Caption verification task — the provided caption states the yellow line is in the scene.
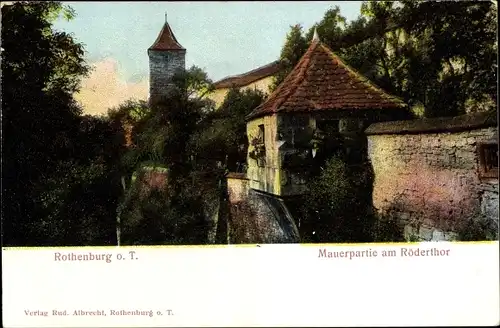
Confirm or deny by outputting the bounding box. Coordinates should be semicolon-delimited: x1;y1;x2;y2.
299;241;498;247
2;241;497;251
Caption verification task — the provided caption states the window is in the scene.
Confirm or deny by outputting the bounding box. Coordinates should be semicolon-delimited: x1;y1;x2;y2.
478;143;498;179
258;124;265;143
257;124;266;167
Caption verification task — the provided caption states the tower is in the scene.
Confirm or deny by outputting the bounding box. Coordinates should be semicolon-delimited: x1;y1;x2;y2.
148;14;186;103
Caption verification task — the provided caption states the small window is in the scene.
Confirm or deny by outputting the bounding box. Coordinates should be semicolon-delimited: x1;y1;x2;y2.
478;143;498;179
258;124;265;143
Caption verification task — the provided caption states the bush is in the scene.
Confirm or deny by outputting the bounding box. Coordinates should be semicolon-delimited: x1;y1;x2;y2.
456;216;499;241
371;213;406;242
301;155;375;243
119;178;210;245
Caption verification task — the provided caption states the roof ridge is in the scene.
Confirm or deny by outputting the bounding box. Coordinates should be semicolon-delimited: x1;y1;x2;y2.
272;52;313;111
214;60;280;84
242;60;280;76
319;43;405;105
213;61;281;89
251;42;319;115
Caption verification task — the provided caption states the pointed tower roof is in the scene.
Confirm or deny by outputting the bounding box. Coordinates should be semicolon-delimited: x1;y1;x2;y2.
148;17;185;52
247;38;406;120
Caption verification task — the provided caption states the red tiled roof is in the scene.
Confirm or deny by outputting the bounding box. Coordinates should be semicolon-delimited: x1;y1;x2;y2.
148;22;185;51
247;39;407;120
213;61;280;89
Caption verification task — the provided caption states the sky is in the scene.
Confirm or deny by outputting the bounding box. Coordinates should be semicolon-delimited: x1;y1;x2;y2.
52;1;363;115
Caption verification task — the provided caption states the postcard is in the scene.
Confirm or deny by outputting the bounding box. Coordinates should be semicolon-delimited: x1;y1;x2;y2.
2;1;499;327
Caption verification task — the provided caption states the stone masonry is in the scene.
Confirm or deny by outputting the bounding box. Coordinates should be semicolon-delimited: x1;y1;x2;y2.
148;19;186;103
366;112;498;241
148;50;186;101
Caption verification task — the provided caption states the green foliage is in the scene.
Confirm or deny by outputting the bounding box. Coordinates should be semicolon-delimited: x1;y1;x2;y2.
116;69;264;244
35;158;122;246
399;1;497;116
108;99;150;124
3;2;129;247
119;178;210;246
118;67;215;173
114;66;228;245
270;24;309;92
190;87;265;170
305;6;347;49
32;1;76;22
270;6;349;91
173;65;216;101
456;217;499;241
272;1;497;118
307;157;353;212
1;1;119;246
301;155;375;243
107;99;153;180
355;1;496;116
371;215;406;242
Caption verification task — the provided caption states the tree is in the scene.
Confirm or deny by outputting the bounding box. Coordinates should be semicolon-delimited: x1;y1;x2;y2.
270;24;309;92
270;7;349;92
108;99;150;125
304;6;347;49
396;0;497;116
115;63;267;245
272;1;497;118
35;115;126;246
116;66;218;245
114;66;215;176
340;1;497;117
173;65;215;102
190;87;265;171
107;99;151;180
2;1;91;246
302;155;375;243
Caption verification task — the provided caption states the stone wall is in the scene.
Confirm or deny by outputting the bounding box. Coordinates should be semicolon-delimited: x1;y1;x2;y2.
226;173;300;243
366;112;498;241
148;50;186;101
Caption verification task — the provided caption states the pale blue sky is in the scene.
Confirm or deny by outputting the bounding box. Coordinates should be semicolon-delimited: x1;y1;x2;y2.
54;1;363;83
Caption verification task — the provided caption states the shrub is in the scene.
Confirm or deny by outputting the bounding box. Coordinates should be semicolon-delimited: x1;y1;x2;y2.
456;216;499;241
301;155;375;243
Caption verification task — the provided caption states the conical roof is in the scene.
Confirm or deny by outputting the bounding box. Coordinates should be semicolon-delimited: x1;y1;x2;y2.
247;37;406;120
148;20;185;51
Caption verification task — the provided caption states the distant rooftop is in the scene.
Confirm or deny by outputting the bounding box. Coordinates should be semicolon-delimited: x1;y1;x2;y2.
211;21;403;91
213;61;280;89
